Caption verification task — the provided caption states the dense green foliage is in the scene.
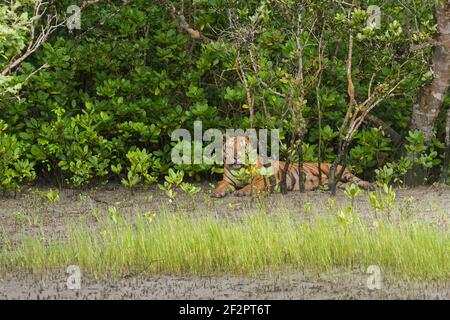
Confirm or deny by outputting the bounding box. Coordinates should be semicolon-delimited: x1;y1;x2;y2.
0;0;448;191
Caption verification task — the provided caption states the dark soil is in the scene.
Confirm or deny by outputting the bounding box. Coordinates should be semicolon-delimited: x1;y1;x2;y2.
1;272;448;300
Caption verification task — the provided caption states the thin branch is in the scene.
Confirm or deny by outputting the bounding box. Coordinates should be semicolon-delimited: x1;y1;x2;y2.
365;114;403;147
247;46;285;98
236;50;254;127
1;0;103;76
338;3;356;139
157;0;212;43
23;63;49;83
76;0;134;38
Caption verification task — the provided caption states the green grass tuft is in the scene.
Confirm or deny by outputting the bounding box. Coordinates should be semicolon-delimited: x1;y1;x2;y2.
1;212;448;280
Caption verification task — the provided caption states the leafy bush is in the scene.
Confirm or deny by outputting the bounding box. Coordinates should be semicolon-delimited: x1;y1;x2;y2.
0;121;35;192
121;148;158;191
0;0;447;192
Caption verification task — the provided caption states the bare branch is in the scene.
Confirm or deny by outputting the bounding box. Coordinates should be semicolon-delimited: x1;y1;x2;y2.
236;50;254;127
338;28;355;139
364;114;402;147
1;0;104;76
157;0;212;43
248;47;285;98
77;0;133;39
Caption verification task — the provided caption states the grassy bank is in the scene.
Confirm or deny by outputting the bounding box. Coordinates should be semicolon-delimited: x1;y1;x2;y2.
0;210;448;280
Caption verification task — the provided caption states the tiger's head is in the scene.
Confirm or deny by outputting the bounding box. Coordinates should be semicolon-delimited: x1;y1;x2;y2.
222;135;258;171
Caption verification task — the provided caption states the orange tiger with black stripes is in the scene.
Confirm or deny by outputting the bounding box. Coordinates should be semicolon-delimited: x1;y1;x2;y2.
213;135;373;198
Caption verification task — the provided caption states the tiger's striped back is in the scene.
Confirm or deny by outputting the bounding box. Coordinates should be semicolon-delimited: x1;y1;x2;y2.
213;136;372;197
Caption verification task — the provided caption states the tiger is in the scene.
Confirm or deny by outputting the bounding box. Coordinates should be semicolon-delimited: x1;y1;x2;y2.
212;135;373;198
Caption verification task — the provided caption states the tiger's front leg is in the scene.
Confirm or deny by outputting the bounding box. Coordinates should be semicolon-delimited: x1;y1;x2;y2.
212;180;235;198
234;176;267;197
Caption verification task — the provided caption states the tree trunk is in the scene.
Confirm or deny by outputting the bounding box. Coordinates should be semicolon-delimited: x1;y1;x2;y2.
297;136;305;193
407;2;449;186
442;108;450;184
280;136;292;194
329;140;349;195
410;2;450;142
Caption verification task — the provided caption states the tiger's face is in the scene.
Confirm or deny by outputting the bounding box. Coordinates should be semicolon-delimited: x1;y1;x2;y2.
223;135;257;170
